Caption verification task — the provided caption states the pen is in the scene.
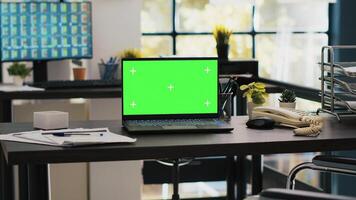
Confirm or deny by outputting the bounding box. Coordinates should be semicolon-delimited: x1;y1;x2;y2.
112;57;117;64
223;78;232;93
226;79;235;93
52;133;92;137
42;129;107;135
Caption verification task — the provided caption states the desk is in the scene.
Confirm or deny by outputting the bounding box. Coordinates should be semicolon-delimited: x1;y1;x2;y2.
2;116;356;200
0;82;281;200
0;84;281;199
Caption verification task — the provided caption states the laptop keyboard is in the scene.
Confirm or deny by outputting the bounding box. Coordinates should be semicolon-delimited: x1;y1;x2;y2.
127;119;222;127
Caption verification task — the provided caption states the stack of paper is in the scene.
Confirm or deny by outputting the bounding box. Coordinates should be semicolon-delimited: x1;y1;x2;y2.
0;128;136;147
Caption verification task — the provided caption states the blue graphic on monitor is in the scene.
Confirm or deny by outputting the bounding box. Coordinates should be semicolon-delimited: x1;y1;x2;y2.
0;1;92;61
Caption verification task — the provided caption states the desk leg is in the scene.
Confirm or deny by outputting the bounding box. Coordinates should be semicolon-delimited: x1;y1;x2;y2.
19;164;49;200
226;156;236;200
0;100;12;122
251;155;263;195
236;155;247;200
0;147;14;200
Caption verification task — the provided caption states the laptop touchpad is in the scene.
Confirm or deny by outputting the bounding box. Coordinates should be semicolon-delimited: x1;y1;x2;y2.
162;125;197;130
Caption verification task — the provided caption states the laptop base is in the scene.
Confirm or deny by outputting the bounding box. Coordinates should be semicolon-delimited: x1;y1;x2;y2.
123;118;234;133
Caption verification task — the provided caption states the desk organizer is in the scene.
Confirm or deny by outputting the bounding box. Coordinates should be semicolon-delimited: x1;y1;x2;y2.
98;63;119;80
317;45;356;120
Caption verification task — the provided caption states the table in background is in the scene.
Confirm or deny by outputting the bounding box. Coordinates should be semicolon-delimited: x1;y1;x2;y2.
0;87;122;123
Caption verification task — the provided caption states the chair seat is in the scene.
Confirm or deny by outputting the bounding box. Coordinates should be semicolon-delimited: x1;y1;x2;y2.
259;188;356;200
313;155;356;171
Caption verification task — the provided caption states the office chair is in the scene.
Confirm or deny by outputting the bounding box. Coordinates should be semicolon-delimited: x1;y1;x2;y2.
245;155;356;200
245;188;356;200
287;155;356;189
156;158;193;200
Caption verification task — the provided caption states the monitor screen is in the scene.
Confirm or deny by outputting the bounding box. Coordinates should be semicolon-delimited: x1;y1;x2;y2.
122;58;219;116
0;1;92;61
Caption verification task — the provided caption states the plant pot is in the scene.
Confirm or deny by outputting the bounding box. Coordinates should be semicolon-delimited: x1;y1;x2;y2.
13;76;24;86
73;67;86;80
247;102;262;119
279;102;296;109
216;44;229;60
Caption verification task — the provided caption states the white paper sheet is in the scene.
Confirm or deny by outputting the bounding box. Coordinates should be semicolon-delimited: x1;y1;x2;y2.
0;128;136;147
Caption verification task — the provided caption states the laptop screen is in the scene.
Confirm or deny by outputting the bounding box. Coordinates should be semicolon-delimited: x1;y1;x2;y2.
122;58;218;119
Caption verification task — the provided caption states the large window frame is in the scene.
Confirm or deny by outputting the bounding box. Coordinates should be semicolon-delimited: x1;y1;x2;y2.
142;0;330;61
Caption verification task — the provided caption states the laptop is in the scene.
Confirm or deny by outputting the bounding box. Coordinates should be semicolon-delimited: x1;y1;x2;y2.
121;57;233;133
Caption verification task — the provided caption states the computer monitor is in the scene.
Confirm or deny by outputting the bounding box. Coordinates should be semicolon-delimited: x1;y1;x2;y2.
122;57;219;117
0;1;92;62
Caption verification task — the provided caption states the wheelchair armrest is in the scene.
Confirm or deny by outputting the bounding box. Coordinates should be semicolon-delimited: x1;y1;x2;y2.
260;188;355;200
313;155;356;171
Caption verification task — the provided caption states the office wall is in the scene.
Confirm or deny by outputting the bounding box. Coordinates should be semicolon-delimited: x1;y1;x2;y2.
88;0;143;200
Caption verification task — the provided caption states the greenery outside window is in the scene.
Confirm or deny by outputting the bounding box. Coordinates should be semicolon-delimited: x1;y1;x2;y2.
141;0;330;89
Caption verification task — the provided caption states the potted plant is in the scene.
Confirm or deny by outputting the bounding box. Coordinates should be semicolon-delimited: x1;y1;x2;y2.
213;25;232;60
72;59;86;80
240;82;268;119
7;62;32;86
279;89;296;109
119;49;142;59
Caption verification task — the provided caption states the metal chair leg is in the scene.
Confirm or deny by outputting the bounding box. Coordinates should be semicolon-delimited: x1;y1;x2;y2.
286;162;314;190
156;158;193;200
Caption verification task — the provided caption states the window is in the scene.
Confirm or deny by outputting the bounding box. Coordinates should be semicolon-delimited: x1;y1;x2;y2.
141;0;330;88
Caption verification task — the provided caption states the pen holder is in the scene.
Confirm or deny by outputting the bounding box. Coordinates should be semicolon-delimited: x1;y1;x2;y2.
219;92;233;121
98;63;119;80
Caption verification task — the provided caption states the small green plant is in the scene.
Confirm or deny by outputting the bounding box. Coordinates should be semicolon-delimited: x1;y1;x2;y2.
213;25;232;45
251;90;265;104
72;59;83;67
7;62;32;79
240;82;268;104
119;49;142;59
279;89;296;103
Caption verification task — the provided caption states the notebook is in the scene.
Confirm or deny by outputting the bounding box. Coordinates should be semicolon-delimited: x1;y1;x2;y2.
121;57;233;133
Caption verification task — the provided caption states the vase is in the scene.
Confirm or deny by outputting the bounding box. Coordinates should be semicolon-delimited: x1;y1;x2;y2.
13;76;24;86
219;92;233;121
247;102;262;119
279;102;296;109
73;67;86;80
216;44;229;60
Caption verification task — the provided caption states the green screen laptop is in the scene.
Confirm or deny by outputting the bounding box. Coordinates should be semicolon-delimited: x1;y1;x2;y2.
121;57;233;133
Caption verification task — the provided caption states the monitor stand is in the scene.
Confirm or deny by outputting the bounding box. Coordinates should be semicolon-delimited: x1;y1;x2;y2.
0;63;2;83
33;61;48;83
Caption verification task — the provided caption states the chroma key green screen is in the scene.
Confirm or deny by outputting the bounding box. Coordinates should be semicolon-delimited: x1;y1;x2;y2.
122;59;218;116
